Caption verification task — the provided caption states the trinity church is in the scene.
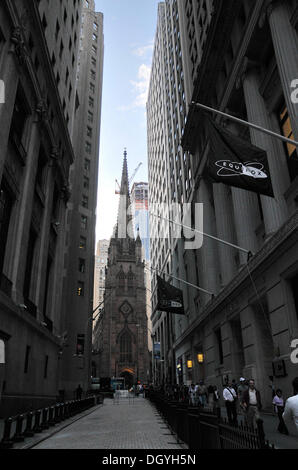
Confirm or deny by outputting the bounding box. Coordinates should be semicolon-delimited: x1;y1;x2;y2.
99;151;150;387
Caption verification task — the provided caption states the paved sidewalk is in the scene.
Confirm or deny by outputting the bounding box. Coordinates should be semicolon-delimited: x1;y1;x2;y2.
31;397;182;449
220;407;298;450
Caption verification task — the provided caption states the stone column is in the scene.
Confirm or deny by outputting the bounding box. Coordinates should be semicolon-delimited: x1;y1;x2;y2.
213;183;237;286
242;68;289;235
268;0;298;140
196;180;219;301
224;122;260;265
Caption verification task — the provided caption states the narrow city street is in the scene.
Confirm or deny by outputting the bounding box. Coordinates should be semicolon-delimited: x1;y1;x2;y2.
1;397;296;450
23;397;182;450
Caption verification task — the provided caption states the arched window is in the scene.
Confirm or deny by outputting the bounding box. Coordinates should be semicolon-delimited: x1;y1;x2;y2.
120;332;132;363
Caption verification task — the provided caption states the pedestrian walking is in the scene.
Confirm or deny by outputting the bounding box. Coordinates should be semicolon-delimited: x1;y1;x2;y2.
197;380;208;407
189;383;196;406
223;381;237;425
272;389;288;435
282;377;298;437
241;379;262;429
208;385;215;408
237;377;248;413
213;386;221;418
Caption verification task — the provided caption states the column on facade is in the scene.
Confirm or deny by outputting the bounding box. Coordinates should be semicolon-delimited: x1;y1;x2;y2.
242;68;289;235
225;122;260;265
213;183;237;286
268;0;298;140
10;121;41;304
196;180;219;301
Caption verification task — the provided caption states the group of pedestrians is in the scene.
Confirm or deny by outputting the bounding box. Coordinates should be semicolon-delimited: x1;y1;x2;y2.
222;376;298;436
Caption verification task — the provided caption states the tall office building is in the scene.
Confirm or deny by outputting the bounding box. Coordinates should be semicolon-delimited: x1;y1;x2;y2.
148;0;298;407
60;0;104;398
93;239;110;314
0;0;82;416
131;182;150;261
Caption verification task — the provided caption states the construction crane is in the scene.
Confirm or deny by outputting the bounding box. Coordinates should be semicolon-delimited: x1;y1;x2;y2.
115;162;143;194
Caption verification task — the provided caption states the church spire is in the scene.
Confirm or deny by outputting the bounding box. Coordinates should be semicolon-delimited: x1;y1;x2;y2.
115;149;133;241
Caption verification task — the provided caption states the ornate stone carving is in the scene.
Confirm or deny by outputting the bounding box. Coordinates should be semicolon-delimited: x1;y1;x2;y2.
10;27;27;65
36;99;49;123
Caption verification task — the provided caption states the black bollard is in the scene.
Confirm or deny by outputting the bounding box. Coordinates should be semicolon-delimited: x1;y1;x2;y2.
24;412;35;437
13;414;25;442
0;417;14;449
41;408;49;430
48;406;56;426
33;410;43;433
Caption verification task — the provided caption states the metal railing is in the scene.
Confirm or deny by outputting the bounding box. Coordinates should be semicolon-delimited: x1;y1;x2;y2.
0;394;104;449
147;391;274;450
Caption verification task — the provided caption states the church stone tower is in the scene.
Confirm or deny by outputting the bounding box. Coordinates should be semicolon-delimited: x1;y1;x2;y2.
99;150;149;387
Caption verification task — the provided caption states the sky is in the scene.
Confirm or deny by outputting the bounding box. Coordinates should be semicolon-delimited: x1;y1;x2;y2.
94;0;160;244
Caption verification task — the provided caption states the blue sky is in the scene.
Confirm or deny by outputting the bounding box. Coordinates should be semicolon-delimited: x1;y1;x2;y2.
94;0;160;243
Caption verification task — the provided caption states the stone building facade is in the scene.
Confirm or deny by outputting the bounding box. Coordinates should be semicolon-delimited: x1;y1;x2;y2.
148;0;298;408
99;152;150;387
60;0;104;398
0;0;82;416
0;0;103;415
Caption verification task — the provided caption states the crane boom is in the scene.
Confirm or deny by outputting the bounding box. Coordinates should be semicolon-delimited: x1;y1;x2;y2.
129;162;142;184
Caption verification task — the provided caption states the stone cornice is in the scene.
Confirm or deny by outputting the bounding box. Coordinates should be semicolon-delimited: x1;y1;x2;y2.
173;209;298;350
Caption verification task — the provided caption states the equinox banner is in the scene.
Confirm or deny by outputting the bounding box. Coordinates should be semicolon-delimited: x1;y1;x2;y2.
156;275;185;315
205;117;275;197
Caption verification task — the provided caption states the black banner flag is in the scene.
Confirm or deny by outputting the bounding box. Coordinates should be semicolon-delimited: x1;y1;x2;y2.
205;117;274;197
156;276;185;315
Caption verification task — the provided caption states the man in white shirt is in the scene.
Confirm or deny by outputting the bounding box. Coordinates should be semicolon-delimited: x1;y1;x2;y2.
282;377;298;437
223;381;237;425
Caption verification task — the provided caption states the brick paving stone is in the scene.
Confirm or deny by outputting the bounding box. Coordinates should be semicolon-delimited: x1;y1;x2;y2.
32;397;183;449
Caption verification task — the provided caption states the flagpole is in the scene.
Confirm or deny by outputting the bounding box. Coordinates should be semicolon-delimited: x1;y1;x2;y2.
191;101;298;148
148;265;214;297
150;212;253;257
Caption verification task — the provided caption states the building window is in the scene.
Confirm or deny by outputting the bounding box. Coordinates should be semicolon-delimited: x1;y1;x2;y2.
89;82;95;94
89;96;94;108
79;237;86;250
279;104;298;181
79;258;86;273
0;179;14;274
77;281;84;297
88;111;93;123
92;33;97;42
215;328;224;365
91;46;97;55
81;215;87;230
90;70;96;81
91;57;96;68
86;126;92;138
82;195;89;208
93;22;98;32
76;334;85;355
9;86;29;145
44;355;49;379
83;176;89;189
23;228;38;303
85;141;91;154
84;159;90;171
120;332;132;363
24;345;31;373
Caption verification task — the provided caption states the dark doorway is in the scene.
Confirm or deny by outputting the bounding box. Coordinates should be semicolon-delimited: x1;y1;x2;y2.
120;371;134;389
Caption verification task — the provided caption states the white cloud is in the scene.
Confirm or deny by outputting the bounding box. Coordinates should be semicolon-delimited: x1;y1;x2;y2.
131;64;151;108
133;42;154;57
